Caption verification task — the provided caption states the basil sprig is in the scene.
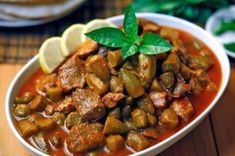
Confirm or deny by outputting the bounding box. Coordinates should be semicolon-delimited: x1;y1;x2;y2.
85;4;172;59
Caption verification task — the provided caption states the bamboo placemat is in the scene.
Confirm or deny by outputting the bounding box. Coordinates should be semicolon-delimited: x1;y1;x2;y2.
0;0;129;64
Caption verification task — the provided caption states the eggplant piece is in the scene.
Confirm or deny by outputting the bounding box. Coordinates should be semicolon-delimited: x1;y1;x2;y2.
88;55;111;82
109;107;121;120
138;54;156;88
122;105;131;119
159;72;175;89
147;113;157;127
17;119;38;138
160;109;179;129
121;69;144;98
65;112;83;129
110;76;124;93
131;108;148;128
106;135;125;152
136;94;155;115
126;131;150;152
107;50;122;67
33;132;49;153
14;104;31;117
103;117;129;134
161;53;181;73
86;73;109;96
124;119;138;131
149;78;163;92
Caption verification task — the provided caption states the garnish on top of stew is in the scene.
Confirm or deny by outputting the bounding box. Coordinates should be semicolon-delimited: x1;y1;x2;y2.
13;4;222;156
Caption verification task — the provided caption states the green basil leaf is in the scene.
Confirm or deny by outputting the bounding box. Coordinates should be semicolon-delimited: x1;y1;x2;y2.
124;4;138;42
121;42;138;59
85;27;125;48
139;32;172;55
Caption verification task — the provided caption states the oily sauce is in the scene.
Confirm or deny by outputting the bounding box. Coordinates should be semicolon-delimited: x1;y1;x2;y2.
16;28;222;156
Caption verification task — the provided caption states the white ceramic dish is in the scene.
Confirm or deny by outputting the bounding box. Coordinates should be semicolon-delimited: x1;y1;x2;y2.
205;5;235;58
0;0;86;27
5;13;230;156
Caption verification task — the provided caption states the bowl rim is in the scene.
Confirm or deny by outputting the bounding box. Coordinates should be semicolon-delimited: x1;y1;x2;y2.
5;13;230;156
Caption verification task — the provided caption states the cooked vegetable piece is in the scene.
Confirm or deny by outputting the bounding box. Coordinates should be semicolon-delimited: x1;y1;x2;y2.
149;91;167;109
50;136;61;147
171;97;194;122
72;89;105;122
45;104;54;116
180;63;191;80
14;92;35;104
58;55;86;91
122;61;136;71
160;27;179;41
103;117;129;134
147;113;157;127
66;123;104;153
33;132;49;153
98;46;110;56
126;131;150;152
52;112;66;126
136;94;155;115
28;113;43;122
36;74;57;94
125;96;133;105
159;72;175;89
102;92;125;108
106;135;125;152
124;119;138;131
160;109;179;129
17;119;38;138
138;54;156;88
54;96;75;114
142;127;159;139
86;73;109;95
107;50;122;67
109;107;121;119
131;108;148;128
46;87;63;102
14;104;31;117
30;95;48;111
65;112;82;129
121;69;144;98
188;55;212;71
139;19;160;33
162;53;180;73
88;55;111;82
122;105;131;119
36;118;56;130
75;38;98;56
110;76;124;93
171;39;187;55
150;78;163;92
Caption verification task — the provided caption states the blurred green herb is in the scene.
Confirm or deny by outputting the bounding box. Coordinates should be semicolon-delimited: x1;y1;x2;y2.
214;19;235;35
86;4;172;59
132;0;233;25
224;42;235;52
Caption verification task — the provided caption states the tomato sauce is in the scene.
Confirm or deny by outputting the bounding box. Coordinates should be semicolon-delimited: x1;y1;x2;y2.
16;27;222;156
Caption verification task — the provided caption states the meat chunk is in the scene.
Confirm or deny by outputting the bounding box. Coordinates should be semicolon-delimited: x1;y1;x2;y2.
66;123;105;153
72;89;105;122
45;104;54;116
149;92;167;109
139;19;160;34
75;39;98;56
58;55;86;91
102;92;125;108
54;96;75;114
172;74;191;98
161;53;181;74
170;97;194;122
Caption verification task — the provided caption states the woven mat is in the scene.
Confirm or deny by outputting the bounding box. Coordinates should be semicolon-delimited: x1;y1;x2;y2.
0;0;129;64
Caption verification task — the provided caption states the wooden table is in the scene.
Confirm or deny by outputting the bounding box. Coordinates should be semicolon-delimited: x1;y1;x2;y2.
0;63;235;156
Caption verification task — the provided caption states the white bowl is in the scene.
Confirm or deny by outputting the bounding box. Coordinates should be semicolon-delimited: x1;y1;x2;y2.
205;6;235;58
5;13;230;156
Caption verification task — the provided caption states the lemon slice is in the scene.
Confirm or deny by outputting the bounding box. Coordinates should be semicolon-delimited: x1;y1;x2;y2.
39;37;65;74
81;19;116;42
61;24;85;57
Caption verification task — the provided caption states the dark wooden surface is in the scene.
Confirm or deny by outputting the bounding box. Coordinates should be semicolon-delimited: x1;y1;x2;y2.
1;0;235;155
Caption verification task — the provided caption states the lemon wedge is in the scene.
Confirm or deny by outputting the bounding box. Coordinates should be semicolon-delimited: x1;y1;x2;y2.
81;19;116;42
61;24;85;57
39;37;65;74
